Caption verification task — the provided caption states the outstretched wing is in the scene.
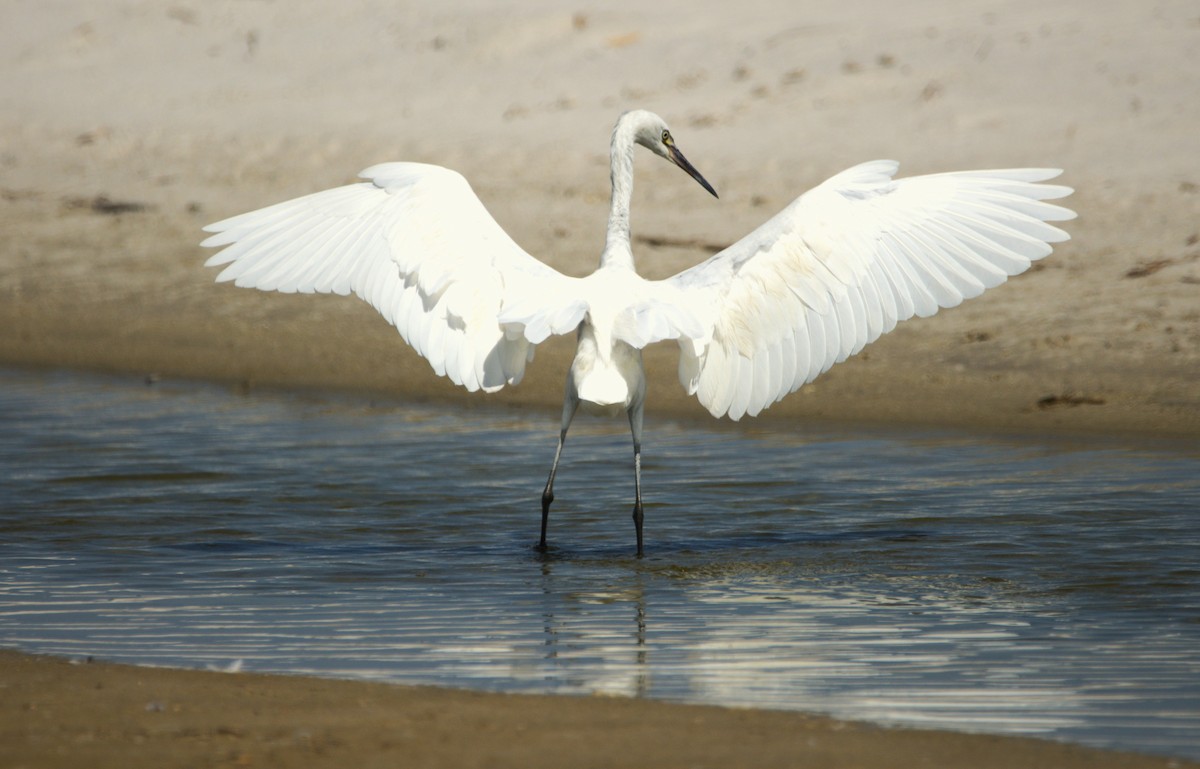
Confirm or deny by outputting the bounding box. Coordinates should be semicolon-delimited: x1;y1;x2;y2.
652;161;1075;420
202;162;587;393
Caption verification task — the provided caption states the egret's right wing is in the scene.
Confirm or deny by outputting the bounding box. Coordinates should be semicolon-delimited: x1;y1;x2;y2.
661;161;1075;419
202;163;587;393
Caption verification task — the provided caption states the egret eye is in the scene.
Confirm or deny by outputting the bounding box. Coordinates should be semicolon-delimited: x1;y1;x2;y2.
662;130;673;146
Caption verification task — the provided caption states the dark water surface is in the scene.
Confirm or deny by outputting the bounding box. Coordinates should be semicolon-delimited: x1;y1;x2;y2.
1;368;1197;759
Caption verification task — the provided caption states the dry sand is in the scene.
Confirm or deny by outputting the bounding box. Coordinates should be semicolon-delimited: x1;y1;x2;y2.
1;1;1198;766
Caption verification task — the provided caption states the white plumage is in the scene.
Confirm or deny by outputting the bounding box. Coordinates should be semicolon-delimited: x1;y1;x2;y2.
203;109;1074;555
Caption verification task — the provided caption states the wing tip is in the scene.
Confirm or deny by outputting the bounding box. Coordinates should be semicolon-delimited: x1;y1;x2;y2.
199;231;230;248
202;252;232;269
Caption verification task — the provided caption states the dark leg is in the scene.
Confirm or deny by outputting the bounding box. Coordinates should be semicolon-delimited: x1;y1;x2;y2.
540;398;578;551
632;441;644;557
540;428;567;550
628;403;645;557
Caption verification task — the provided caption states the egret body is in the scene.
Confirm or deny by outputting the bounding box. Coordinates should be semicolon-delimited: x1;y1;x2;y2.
203;110;1074;556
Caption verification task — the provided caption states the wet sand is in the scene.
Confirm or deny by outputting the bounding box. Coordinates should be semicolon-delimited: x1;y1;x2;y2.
3;650;1193;769
2;1;1198;766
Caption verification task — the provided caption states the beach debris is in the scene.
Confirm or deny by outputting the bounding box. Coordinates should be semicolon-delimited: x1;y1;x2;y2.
64;195;150;215
1036;393;1106;409
1124;259;1174;278
634;233;728;254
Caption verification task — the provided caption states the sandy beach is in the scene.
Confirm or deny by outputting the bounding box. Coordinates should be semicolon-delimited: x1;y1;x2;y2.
2;0;1198;438
2;0;1198;766
3;650;1194;769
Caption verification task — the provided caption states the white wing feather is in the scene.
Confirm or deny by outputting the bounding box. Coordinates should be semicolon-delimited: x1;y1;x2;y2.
202;162;585;393
654;161;1075;420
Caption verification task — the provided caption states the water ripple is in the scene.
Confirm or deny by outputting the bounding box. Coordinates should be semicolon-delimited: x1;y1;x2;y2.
0;368;1197;759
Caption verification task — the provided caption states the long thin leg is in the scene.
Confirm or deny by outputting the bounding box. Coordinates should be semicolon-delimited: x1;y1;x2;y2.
540;430;566;550
628;402;645;557
632;441;644;557
540;398;578;551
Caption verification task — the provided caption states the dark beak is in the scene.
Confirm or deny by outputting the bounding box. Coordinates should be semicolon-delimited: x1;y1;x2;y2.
668;145;719;199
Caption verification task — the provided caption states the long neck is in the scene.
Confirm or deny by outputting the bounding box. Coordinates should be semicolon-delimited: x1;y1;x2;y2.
602;121;637;270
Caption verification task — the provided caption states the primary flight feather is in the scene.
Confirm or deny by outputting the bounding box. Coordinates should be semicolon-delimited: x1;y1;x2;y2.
203;109;1075;555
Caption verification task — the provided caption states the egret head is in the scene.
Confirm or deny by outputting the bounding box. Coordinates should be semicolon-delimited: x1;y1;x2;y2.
627;110;719;199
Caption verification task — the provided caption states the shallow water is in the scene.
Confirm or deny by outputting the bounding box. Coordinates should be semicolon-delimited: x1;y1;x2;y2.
1;368;1197;759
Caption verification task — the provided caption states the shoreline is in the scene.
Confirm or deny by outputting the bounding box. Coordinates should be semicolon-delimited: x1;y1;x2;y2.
6;359;1200;456
3;649;1194;769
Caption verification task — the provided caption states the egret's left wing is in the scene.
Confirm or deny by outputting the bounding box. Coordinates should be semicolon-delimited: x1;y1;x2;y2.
647;161;1075;420
203;162;587;393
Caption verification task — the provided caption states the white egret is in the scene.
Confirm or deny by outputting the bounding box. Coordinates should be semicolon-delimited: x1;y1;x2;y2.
203;109;1074;556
